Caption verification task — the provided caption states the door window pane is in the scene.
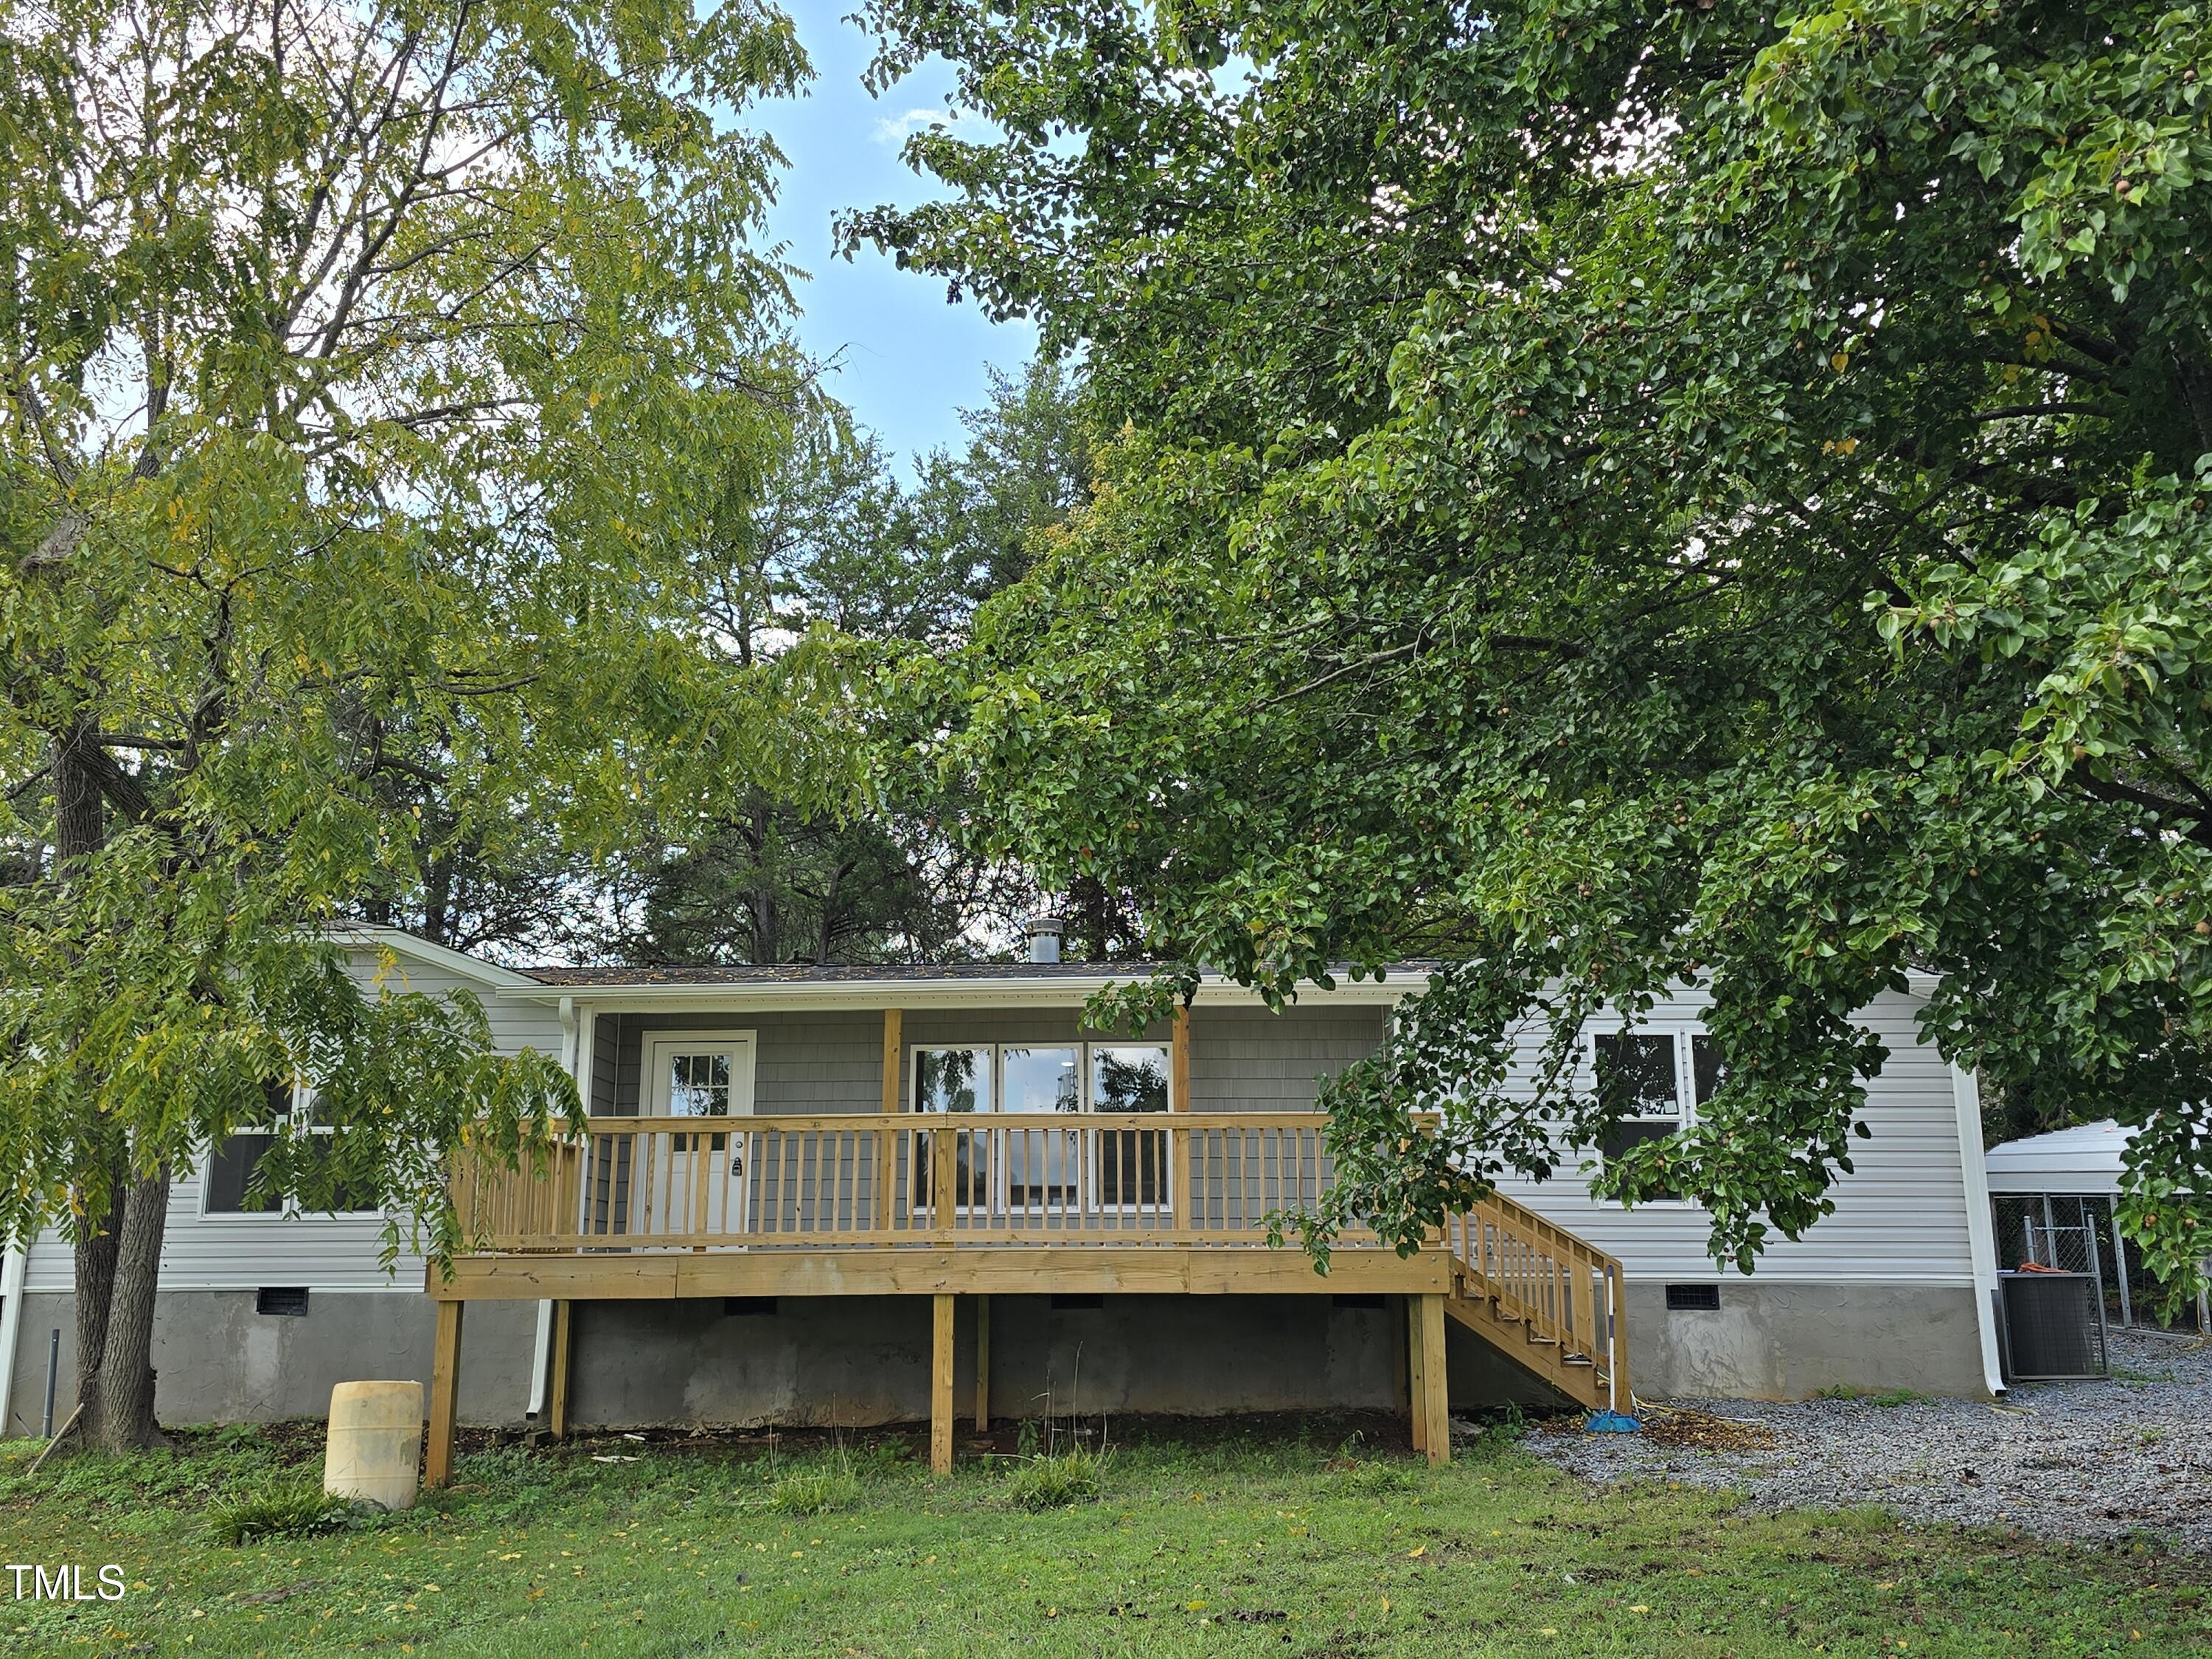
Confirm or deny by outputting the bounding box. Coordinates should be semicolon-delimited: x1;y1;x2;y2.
668;1051;732;1118
914;1047;990;1113
1091;1046;1169;1113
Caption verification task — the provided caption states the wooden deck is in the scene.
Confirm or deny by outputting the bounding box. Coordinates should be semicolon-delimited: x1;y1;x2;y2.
424;1112;1630;1482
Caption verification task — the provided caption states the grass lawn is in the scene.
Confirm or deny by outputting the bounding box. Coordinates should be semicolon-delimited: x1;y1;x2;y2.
1;1417;2204;1657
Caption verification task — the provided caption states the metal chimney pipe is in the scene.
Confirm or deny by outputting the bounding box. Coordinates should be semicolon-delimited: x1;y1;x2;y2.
1026;917;1065;964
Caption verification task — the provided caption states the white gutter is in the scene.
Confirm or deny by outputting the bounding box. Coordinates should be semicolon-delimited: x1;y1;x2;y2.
1951;1063;2008;1397
0;1242;27;1437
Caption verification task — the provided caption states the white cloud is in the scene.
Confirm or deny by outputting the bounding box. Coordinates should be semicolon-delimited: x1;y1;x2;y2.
872;106;996;146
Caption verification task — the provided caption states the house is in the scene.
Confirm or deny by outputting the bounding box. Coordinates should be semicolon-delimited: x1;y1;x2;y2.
0;930;2004;1472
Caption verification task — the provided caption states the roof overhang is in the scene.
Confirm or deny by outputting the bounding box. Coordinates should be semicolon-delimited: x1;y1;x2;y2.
490;973;1427;1013
330;926;545;993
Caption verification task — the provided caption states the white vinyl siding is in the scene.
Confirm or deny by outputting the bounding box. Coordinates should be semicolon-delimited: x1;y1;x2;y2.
1498;987;1975;1286
22;947;565;1294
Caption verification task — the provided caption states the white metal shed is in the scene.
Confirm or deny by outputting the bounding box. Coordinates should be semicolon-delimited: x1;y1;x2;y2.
1984;1120;2133;1197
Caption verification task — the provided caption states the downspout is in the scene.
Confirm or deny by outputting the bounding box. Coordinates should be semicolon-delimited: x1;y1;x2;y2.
0;1242;25;1436
1950;1063;2007;1396
527;995;580;1421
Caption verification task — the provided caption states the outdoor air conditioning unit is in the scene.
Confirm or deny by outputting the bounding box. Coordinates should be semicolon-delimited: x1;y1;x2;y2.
1998;1270;2107;1381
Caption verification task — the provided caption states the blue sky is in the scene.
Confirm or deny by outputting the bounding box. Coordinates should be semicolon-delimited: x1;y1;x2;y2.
757;5;1038;476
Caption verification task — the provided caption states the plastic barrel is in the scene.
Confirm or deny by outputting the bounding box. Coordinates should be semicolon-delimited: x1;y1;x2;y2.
324;1381;425;1511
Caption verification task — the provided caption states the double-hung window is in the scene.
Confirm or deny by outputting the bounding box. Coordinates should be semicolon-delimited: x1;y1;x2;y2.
1590;1029;1726;1202
202;1080;378;1217
909;1041;1172;1216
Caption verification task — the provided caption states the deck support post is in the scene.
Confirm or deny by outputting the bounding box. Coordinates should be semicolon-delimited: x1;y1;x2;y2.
1169;1006;1192;1228
973;1294;990;1432
878;1009;902;1231
1417;1293;1449;1465
930;1293;956;1475
1405;1293;1427;1455
547;1300;573;1440
426;1298;465;1488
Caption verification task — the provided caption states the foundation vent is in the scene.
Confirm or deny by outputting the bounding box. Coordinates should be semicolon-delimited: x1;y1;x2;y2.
256;1286;310;1317
1665;1283;1721;1312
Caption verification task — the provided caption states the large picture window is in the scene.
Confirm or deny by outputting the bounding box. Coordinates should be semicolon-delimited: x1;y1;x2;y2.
910;1041;1172;1213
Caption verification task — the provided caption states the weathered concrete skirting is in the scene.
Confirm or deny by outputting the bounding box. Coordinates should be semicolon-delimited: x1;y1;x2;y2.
3;1279;1989;1433
1624;1280;1992;1399
3;1291;539;1436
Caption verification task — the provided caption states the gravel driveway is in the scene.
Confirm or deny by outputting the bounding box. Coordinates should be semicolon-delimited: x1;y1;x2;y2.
1523;1326;2212;1550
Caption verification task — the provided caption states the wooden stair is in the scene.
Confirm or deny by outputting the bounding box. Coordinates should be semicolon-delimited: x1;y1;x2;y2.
1440;1194;1631;1414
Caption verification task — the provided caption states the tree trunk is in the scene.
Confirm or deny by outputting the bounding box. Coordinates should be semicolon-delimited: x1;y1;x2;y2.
70;1178;122;1431
87;1171;171;1453
55;723;134;1447
53;722;105;872
1068;874;1114;961
424;846;453;945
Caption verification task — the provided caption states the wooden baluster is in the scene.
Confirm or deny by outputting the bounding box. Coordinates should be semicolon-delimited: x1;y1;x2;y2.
692;1120;712;1251
879;1121;896;1234
782;1130;796;1237
1180;1123;1197;1236
557;1144;580;1250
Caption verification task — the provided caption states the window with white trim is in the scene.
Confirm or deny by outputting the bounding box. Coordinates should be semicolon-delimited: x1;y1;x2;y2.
908;1043;1172;1116
909;1042;1172;1211
202;1079;378;1217
1590;1029;1728;1202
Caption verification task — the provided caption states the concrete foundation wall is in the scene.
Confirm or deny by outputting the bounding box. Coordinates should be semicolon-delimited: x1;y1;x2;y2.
3;1291;538;1436
1625;1279;1992;1399
3;1279;1990;1433
567;1295;1412;1427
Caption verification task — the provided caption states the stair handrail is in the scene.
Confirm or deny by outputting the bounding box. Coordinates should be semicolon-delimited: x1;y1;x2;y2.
1447;1191;1632;1411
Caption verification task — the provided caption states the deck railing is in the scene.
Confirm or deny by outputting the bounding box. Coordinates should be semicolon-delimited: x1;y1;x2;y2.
452;1111;1345;1252
451;1113;1632;1408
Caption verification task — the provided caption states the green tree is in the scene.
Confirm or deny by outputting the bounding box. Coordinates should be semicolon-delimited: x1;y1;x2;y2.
616;361;1093;964
0;0;840;1449
853;1;2212;1296
908;357;1094;599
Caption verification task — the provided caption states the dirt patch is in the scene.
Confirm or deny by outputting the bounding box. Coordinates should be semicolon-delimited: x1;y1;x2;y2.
1639;1408;1781;1454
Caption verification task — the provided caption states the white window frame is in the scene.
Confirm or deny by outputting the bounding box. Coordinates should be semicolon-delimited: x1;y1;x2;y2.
905;1041;1178;1116
198;1081;385;1222
1584;1023;1717;1209
907;1040;1175;1215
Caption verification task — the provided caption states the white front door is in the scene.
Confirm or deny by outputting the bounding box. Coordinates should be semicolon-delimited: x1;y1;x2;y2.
644;1032;756;1237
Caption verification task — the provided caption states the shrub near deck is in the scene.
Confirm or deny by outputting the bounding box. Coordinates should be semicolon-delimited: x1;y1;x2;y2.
1;1425;2205;1656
